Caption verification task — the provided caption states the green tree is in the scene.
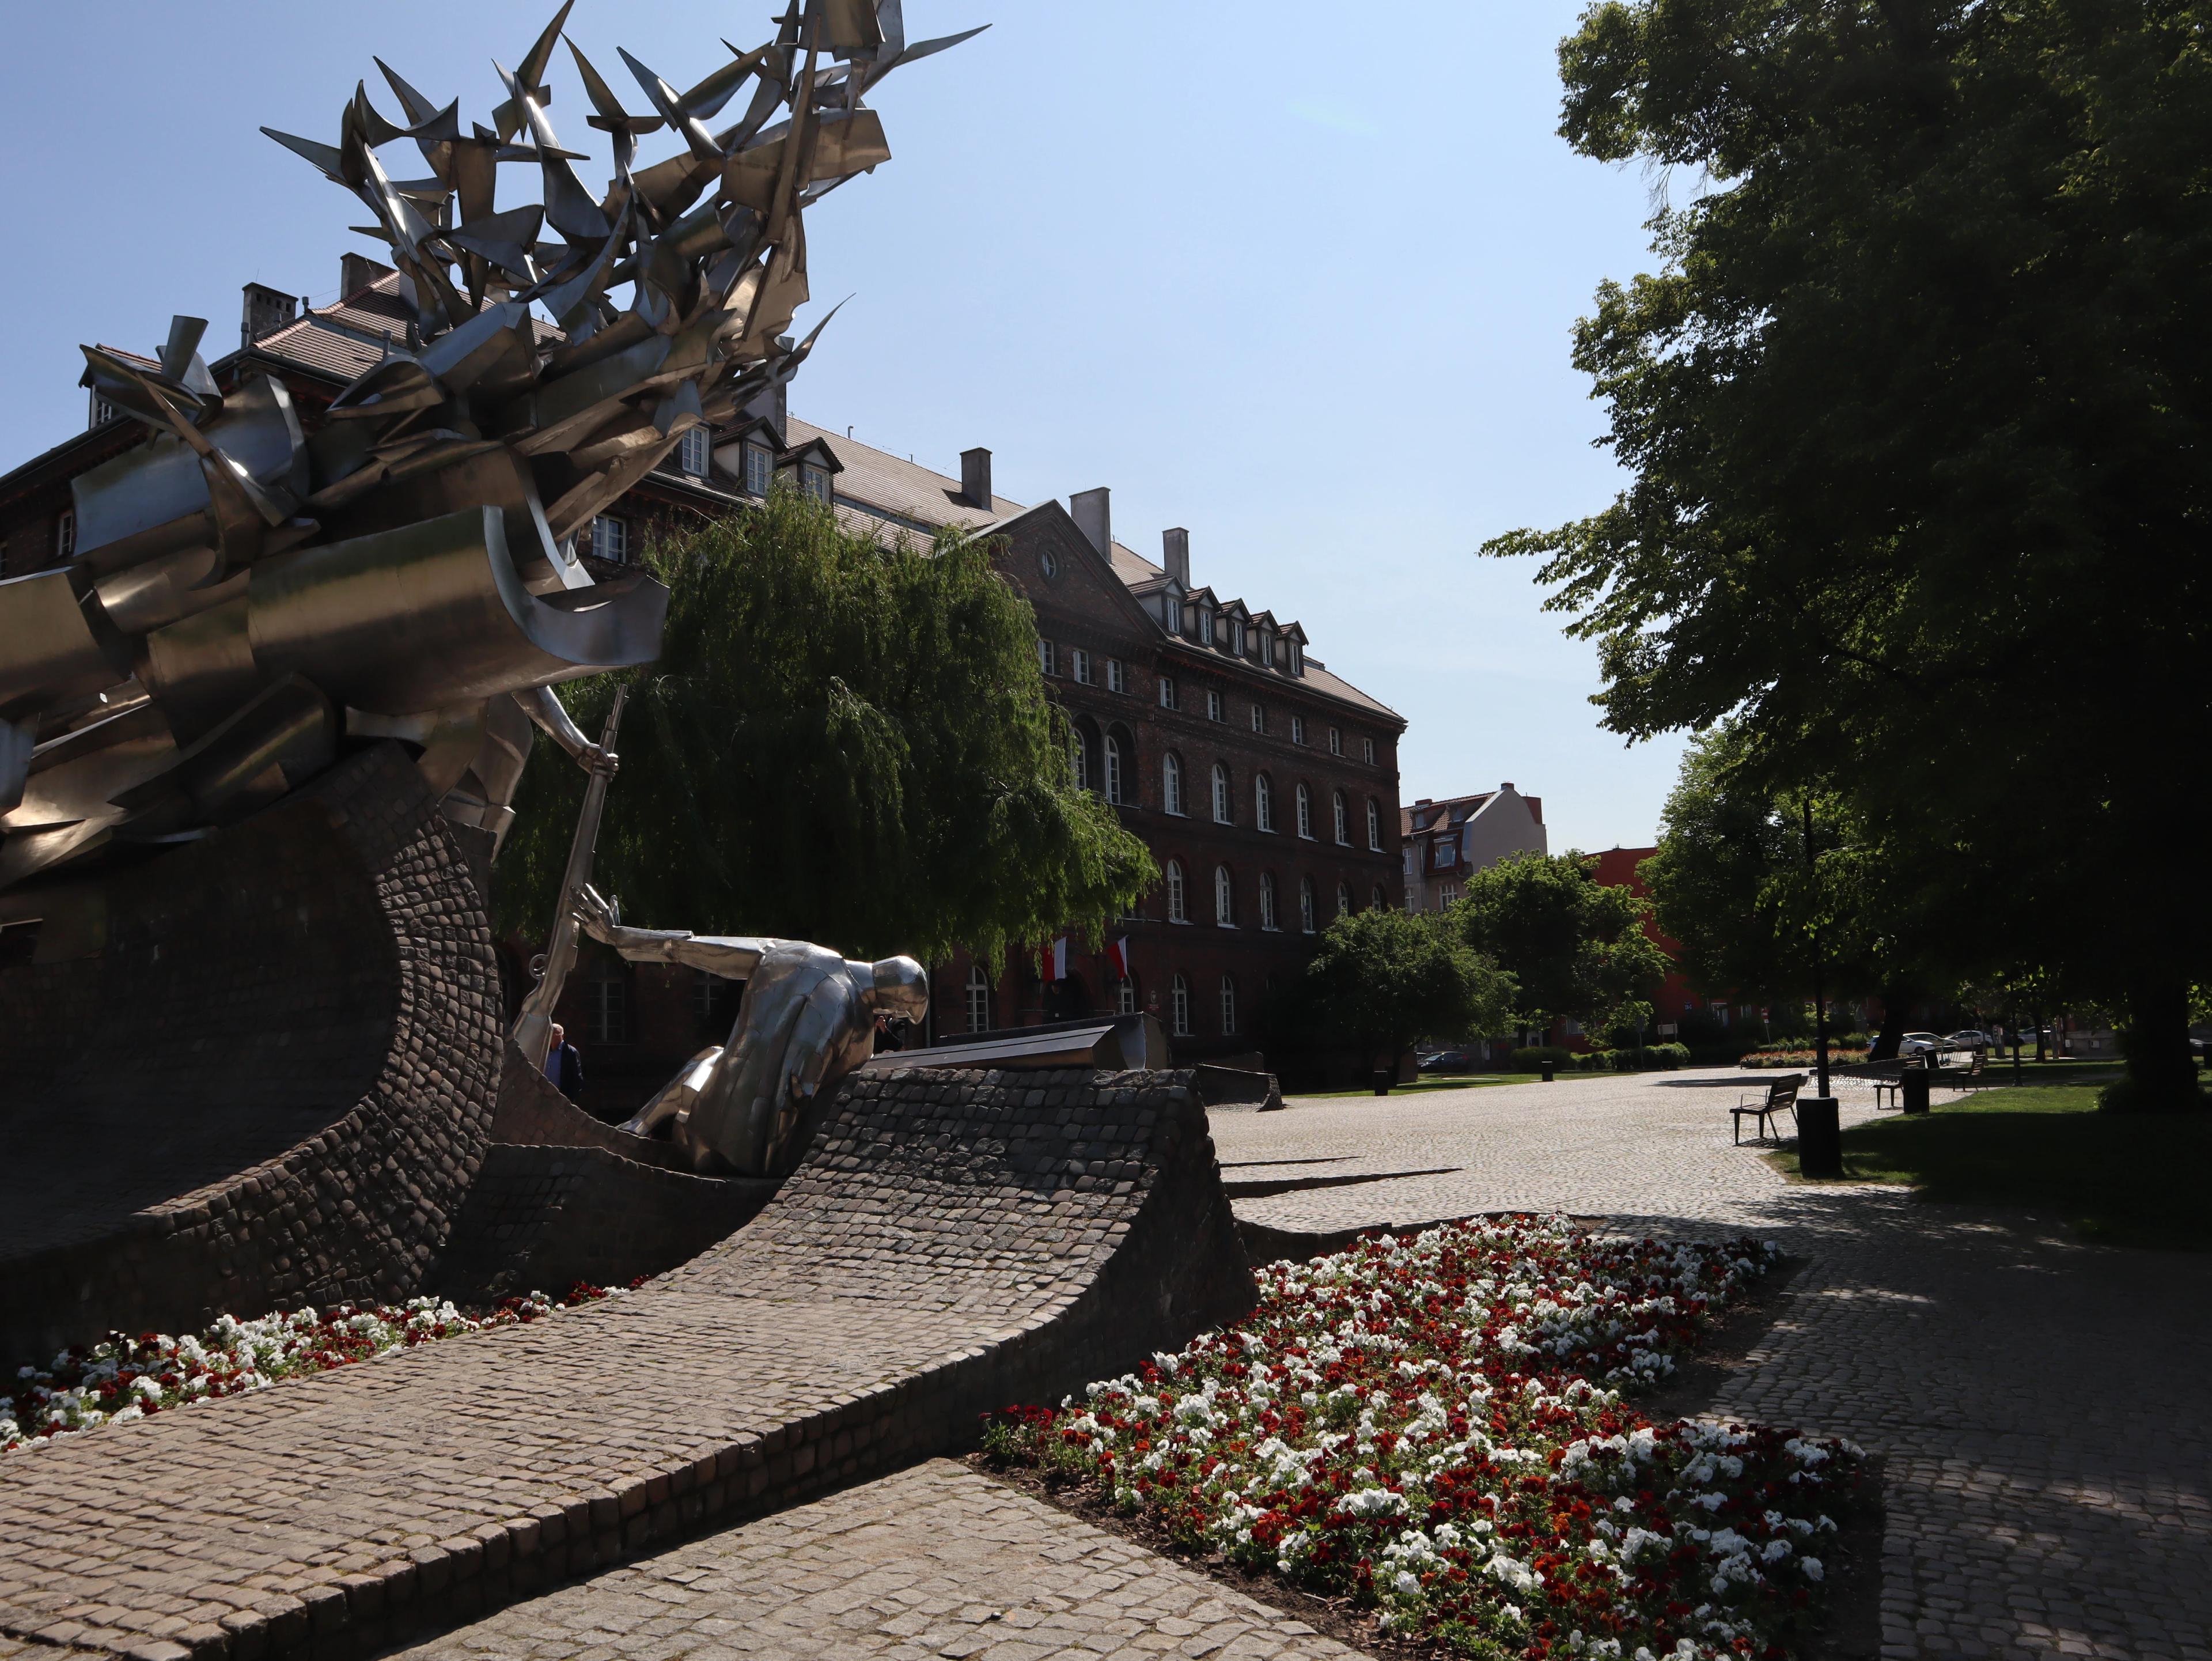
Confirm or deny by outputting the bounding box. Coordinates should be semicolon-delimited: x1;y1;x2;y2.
1489;0;2212;1107
499;490;1157;964
1301;909;1517;1085
1449;851;1668;1038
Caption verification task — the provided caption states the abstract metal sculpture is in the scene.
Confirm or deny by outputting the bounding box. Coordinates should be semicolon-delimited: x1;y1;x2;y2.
0;1;978;892
575;884;928;1175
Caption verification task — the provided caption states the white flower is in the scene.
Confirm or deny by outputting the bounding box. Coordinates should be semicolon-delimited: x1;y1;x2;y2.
1801;1556;1824;1581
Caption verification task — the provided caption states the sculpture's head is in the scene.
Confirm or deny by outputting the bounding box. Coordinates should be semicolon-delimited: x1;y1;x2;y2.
869;956;930;1023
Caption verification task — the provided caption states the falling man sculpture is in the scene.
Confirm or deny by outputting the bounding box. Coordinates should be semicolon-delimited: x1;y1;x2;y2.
574;885;927;1176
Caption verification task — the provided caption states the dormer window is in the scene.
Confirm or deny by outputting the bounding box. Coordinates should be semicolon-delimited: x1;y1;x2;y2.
1290;641;1304;676
1229;619;1245;656
744;443;773;495
801;463;833;505
1163;595;1183;633
56;509;75;562
87;394;119;430
678;427;711;477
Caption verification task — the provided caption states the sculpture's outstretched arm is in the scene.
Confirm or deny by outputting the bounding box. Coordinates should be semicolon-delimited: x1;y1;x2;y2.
517;684;617;776
574;883;783;980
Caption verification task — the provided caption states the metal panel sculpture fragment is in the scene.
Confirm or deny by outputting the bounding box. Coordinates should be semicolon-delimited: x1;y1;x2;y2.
0;1;980;891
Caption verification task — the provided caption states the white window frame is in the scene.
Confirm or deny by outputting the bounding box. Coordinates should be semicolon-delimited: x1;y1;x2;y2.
966;964;993;1033
590;514;629;563
744;443;773;495
1038;638;1057;676
1166;860;1187;923
1250;702;1266;735
1219;974;1237;1035
1255;773;1274;833
1107;657;1126;694
679;426;711;476
1214;864;1234;928
1334;789;1349;845
1336;881;1352;918
1440;884;1459;909
1071;647;1092;686
1103;734;1124;805
1211;763;1232;824
1206;689;1224;722
1300;876;1317;934
1328;725;1343;756
1291;714;1306;745
1367;797;1382;851
801;464;833;505
1171;974;1191;1036
1363;736;1377;765
1158;675;1177;710
1372;883;1388;911
1259;872;1278;932
55;509;75;562
1070;728;1090;792
1116;975;1138;1015
1163;752;1184;816
1297;782;1313;839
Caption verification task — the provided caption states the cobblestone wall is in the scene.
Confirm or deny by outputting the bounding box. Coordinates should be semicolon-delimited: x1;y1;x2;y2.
0;745;503;1360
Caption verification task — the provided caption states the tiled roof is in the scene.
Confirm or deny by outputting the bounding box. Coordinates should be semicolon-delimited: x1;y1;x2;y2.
785;418;1402;724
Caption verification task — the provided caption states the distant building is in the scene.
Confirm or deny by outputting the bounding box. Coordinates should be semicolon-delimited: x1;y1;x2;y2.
1400;786;1546;913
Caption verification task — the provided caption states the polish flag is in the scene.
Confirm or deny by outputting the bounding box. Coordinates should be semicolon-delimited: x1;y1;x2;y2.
1105;936;1131;979
1040;937;1069;982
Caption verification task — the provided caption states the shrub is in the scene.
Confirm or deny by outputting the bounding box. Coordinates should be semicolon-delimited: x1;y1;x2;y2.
1510;1045;1574;1072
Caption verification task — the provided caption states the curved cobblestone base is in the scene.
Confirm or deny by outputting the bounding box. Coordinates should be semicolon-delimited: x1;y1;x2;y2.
0;1066;1253;1661
0;745;503;1361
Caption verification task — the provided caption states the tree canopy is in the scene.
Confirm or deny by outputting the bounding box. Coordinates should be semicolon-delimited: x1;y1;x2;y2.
498;490;1157;966
1449;851;1669;1035
1490;0;2212;1106
1300;908;1517;1074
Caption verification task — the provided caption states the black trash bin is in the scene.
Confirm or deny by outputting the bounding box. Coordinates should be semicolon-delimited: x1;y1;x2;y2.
1372;1069;1392;1096
1797;1095;1843;1178
1902;1065;1932;1115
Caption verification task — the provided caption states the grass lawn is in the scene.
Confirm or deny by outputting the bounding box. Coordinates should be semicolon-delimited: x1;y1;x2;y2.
1764;1072;2212;1250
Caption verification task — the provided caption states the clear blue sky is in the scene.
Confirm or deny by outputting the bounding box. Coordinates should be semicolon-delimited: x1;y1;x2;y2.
0;1;1685;854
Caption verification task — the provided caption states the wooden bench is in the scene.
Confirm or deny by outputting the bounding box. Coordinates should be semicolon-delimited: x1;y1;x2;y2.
1942;1050;1988;1091
1733;1073;1804;1145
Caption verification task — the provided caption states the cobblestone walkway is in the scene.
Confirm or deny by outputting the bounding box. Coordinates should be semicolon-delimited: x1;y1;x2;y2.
1214;1072;2212;1661
391;1459;1353;1661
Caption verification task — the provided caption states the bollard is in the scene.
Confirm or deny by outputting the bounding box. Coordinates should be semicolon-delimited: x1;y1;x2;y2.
1796;1096;1843;1178
1540;1066;1555;1083
1901;1065;1931;1115
1372;1069;1392;1096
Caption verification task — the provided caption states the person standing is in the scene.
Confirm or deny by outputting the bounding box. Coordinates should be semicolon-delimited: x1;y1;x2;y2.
543;1021;584;1100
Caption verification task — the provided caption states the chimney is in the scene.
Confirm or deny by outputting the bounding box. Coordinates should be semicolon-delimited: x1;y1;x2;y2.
240;283;298;349
1501;782;1515;792
1070;486;1111;557
960;447;993;509
338;252;396;299
1162;527;1190;587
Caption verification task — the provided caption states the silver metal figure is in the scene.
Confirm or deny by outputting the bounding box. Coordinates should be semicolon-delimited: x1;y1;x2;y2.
0;2;976;892
574;884;927;1176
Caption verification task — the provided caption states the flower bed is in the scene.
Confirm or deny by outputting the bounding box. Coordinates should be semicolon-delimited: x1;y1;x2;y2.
1740;1047;1869;1070
4;1284;621;1454
982;1217;1860;1660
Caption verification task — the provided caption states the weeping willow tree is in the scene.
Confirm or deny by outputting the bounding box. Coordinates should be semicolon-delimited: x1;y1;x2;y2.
497;489;1156;964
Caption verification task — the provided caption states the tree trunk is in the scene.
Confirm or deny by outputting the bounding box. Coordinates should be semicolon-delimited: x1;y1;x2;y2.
2112;975;2203;1111
1868;984;1912;1062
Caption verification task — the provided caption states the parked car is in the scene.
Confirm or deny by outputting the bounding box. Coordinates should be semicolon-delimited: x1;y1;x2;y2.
1899;1032;1945;1057
1948;1030;1994;1049
1418;1049;1479;1073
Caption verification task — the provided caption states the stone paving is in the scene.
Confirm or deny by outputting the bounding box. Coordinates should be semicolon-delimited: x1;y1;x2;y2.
390;1458;1354;1661
392;1068;2210;1661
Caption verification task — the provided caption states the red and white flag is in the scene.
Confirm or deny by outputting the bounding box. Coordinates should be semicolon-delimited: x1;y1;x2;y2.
1040;937;1069;982
1105;936;1131;979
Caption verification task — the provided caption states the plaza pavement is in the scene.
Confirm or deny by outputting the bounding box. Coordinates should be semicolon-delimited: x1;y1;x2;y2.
395;1067;2211;1661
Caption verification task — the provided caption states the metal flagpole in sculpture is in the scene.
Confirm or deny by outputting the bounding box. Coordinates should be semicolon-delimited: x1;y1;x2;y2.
513;682;628;1071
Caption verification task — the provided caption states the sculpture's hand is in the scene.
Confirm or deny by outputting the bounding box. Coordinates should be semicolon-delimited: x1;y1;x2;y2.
574;883;622;943
578;741;618;778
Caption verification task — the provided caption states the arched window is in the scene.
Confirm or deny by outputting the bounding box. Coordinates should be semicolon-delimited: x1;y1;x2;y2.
1366;797;1381;850
1163;752;1184;816
1220;974;1238;1034
965;963;993;1033
1103;733;1124;805
1332;788;1349;845
1211;762;1232;824
1069;728;1090;792
1116;975;1138;1015
1166;858;1187;923
1171;973;1191;1036
1372;883;1388;911
1296;782;1313;839
1259;871;1279;931
1214;864;1234;926
1300;876;1316;933
1336;881;1352;918
1255;773;1274;832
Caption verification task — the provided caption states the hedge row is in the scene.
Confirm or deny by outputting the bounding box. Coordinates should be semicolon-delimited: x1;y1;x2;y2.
1509;1043;1692;1074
